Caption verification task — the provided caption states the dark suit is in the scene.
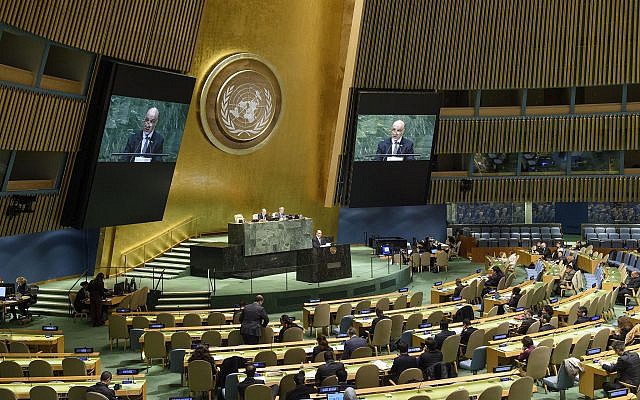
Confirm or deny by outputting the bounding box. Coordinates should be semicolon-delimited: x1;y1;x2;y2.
434;329;455;350
315;360;345;386
517;317;537;335
418;350;443;379
390;353;418;382
538;323;554;332
376;137;415;160
460;326;477;346
237;377;265;399
87;382;117;400
240;301;269;344
342;335;368;359
576;316;591;324
286;384;314;400
123;130;165;161
603;351;640;391
312;235;325;249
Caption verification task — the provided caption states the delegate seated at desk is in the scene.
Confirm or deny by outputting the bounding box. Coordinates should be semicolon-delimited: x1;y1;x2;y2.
10;276;31;320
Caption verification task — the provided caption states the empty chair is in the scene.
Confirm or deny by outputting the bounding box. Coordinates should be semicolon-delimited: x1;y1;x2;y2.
143;330;167;367
182;313;202;327
108;314;130;350
590;328;610;351
441;334;461;375
62;357;87;376
390;314;405;344
28;359;53;377
397;367;423;384
459;346;487;375
156;313;176;327
478;385;503;400
369;319;392;355
283;347;306;365
8;342;29;354
188;359;215;400
67;386;88;400
524;346;552;384
507;376;534;400
486;306;499;317
549;337;573;375
0;388;16;400
355;363;379;389
394;294;408;310
278;373;296;400
29;386;57;400
460;286;475;304
0;361;22;378
132;316;150;329
332;303;353;328
461;329;485;360
375;297;390;311
405;312;423;331
227;329;243;346
200;330;222;347
542;363;575;400
409;292;423;308
260;326;274;344
254;350;277;366
426;310;443;325
446;389;470;400
354;300;371;314
334;315;354;335
171;331;192;350
207;312;226;326
537;338;554;348
570;332;592;358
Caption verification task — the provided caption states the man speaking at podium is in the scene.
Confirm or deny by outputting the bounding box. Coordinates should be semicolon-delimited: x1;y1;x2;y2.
312;229;326;248
123;107;165;161
376;119;414;161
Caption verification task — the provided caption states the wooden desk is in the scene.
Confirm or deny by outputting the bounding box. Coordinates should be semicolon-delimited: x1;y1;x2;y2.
517;250;543;266
0;297;30;322
580;343;640;399
485;320;608;372
577;254;601;274
430;272;483;304
0;352;101;374
0;375;146;399
602;267;622;291
120;310;237;328
302;291;419;329
0;329;65;353
553;288;601;317
351;301;466;335
481;280;536;313
138;323;283;346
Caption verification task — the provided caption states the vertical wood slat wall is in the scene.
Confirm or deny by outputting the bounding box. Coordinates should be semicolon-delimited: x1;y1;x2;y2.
355;0;640;89
0;0;205;72
437;114;640;154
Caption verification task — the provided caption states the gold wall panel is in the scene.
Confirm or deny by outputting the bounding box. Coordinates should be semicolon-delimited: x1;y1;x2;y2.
435;114;640;154
355;0;640;89
0;0;204;72
101;0;352;269
430;176;640;204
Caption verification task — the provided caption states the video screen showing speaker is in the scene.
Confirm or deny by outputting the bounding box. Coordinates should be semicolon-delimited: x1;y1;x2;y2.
346;90;440;207
62;59;196;228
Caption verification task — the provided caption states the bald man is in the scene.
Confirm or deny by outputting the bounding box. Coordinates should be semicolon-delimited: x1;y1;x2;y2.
123;107;165;161
376;120;415;160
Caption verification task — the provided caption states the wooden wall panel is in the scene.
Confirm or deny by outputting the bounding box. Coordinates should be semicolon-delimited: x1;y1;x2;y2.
0;85;86;151
0;0;204;72
430;176;640;204
435;114;640;154
355;0;640;89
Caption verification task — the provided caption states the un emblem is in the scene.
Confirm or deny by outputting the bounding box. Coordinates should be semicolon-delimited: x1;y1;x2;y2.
200;53;283;154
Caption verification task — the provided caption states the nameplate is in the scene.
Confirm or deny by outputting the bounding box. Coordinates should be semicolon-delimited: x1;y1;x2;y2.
587;348;601;355
117;368;139;375
591;316;601;321
515;307;525;312
476;268;482;273
493;334;507;340
419;323;432;329
408;347;422;353
434;281;443;286
550;298;558;303
116;308;131;313
398;287;409;293
493;365;513;372
452;296;462;301
74;347;93;353
318;386;339;394
42;325;58;332
149;323;164;329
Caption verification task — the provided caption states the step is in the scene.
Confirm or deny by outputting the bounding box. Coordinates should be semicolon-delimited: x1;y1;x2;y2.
161;291;210;297
144;262;189;270
29;307;71;317
133;267;181;276
154;256;190;264
155;303;210;310
126;271;177;280
163;252;190;258
172;247;190;253
158;296;210;303
31;300;70;310
38;292;69;300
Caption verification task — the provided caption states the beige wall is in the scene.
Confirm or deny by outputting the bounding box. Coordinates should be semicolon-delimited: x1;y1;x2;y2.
99;0;352;272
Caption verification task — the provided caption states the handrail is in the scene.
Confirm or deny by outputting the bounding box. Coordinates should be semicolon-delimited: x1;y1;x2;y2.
117;216;200;277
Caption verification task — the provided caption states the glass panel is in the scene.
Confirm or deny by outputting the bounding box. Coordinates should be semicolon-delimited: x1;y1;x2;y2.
472;153;518;176
570;151;620;175
532;202;555;223
455;202;524;224
520;152;567;175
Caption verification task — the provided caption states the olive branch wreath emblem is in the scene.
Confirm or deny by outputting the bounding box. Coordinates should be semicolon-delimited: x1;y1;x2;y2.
220;85;273;137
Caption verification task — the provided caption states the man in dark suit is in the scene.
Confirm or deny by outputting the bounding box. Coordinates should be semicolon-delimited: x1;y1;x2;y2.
418;337;443;380
285;370;313;400
240;294;269;344
315;351;345;386
122;107;165;161
538;314;554;332
342;327;368;360
389;341;418;383
618;271;640;304
459;319;477;346
434;320;455;350
517;309;537;335
312;229;326;249
602;342;640;392
237;364;265;399
257;208;269;221
87;371;117;400
375;120;415;160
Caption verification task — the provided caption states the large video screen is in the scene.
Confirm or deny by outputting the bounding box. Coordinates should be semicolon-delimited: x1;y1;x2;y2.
98;96;189;163
62;60;195;228
342;90;440;207
354;114;437;161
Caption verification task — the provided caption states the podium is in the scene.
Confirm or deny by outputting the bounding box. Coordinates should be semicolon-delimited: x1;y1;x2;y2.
296;244;352;283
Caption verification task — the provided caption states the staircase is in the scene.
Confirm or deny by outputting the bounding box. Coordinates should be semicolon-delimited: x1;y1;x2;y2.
29;287;72;317
155;291;211;311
